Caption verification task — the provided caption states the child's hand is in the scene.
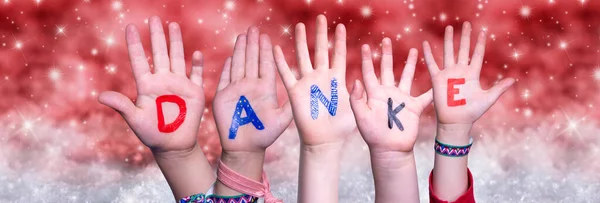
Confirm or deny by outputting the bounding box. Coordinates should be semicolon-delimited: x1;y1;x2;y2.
274;15;355;147
274;14;353;202
350;39;432;153
98;16;214;199
423;22;514;125
424;22;513;202
213;27;292;153
99;16;205;154
212;27;292;196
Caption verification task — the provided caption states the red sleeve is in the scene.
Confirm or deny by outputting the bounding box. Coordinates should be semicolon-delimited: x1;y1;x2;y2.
429;168;475;203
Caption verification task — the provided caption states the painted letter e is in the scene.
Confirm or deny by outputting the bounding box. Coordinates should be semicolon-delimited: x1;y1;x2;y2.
447;78;466;107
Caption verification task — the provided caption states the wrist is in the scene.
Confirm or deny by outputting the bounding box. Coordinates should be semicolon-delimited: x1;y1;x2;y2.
297;143;343;202
369;150;419;203
299;143;344;172
436;123;473;145
219;150;265;182
214;150;265;196
369;150;415;170
152;143;216;200
301;142;344;157
153;143;202;164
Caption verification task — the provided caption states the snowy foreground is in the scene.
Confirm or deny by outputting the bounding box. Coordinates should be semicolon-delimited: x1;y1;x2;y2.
1;121;598;203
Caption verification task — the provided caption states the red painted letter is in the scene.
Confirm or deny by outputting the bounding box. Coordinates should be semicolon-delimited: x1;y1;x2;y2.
447;78;466;106
156;95;187;133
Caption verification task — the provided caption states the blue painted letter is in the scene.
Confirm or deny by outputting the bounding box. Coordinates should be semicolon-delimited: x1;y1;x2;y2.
229;95;264;139
310;78;338;120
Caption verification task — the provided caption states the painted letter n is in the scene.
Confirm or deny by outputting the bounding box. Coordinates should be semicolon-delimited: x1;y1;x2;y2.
310;78;338;120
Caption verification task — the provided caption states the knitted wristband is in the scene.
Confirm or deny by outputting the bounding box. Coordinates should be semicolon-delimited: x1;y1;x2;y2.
434;137;473;157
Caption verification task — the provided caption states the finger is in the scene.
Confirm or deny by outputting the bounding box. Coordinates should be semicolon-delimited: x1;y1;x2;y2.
98;91;137;120
361;45;378;97
457;22;472;65
398;48;418;93
416;88;433;110
349;80;370;117
380;38;395;86
149;16;170;74
295;23;313;76
189;51;204;86
274;45;297;88
231;34;247;82
277;100;293;129
331;24;347;73
125;24;151;82
245;26;260;78
470;31;487;77
486;78;515;104
422;41;440;76
217;57;232;91
259;34;276;92
443;25;455;68
168;22;186;76
314;14;329;70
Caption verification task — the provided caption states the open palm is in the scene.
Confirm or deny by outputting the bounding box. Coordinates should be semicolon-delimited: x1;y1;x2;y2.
423;22;514;125
274;15;355;146
350;39;432;152
213;27;292;152
99;16;205;153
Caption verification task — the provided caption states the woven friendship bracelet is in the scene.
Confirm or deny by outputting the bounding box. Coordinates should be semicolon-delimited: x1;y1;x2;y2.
180;193;258;203
434;137;473;157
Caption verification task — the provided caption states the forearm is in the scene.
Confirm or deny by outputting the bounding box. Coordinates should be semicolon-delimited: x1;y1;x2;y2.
432;123;472;201
370;150;419;203
214;150;265;196
298;142;343;203
154;142;215;200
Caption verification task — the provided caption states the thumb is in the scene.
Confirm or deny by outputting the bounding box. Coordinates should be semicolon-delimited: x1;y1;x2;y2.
277;100;294;128
416;88;433;110
98;91;137;119
486;78;515;104
349;80;369;116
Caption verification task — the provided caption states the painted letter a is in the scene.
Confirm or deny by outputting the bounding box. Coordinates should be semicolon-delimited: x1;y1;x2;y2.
228;95;265;139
